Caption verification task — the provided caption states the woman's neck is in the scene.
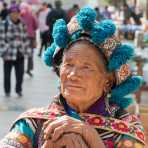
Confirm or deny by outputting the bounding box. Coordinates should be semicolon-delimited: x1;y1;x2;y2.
66;97;101;113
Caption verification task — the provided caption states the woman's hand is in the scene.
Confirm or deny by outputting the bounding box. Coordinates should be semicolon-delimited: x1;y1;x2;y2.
43;115;105;148
41;133;88;148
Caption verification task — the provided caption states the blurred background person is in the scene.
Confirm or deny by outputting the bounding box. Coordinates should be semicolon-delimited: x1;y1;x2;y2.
47;3;53;10
0;2;8;21
123;3;132;24
37;2;51;57
131;6;143;25
0;4;31;97
46;0;67;45
102;6;111;19
95;7;104;21
20;2;38;77
67;4;79;21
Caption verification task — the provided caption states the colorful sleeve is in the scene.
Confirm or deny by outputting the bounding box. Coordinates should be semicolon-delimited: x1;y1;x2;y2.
0;119;36;148
115;110;145;147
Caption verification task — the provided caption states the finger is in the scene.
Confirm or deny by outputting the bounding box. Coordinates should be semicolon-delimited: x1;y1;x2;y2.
71;134;82;148
61;133;75;148
51;122;83;142
42;118;55;130
44;116;82;140
51;123;67;142
42;119;57;140
65;133;86;148
76;135;88;148
64;123;84;135
44;115;76;135
54;133;72;148
43;118;67;140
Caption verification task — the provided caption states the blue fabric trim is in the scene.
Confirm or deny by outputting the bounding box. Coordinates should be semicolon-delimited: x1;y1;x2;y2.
60;96;82;120
11;119;34;145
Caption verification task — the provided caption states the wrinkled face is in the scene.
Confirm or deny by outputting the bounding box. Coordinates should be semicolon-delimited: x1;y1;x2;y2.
60;41;111;110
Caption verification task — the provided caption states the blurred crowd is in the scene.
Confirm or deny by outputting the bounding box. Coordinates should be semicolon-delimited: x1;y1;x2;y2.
0;0;147;98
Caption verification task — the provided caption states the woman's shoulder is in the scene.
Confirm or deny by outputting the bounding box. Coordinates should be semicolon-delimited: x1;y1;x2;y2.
15;99;64;123
112;103;141;124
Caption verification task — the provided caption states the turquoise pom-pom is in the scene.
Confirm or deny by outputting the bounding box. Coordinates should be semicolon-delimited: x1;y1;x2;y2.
77;7;96;31
99;19;116;37
71;30;82;41
43;43;56;66
52;19;69;48
110;97;135;109
111;76;144;98
108;44;134;71
91;23;108;44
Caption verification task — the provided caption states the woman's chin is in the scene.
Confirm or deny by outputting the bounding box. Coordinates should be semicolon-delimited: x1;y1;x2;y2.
63;89;84;101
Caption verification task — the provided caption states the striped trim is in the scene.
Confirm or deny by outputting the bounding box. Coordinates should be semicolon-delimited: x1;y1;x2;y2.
82;113;145;144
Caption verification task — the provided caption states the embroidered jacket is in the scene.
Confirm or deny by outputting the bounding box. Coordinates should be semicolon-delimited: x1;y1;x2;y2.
0;97;146;148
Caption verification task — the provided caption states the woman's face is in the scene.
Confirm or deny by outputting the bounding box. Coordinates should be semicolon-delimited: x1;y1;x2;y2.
60;41;111;111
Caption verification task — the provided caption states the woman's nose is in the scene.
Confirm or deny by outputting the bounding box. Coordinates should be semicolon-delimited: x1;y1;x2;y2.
67;67;80;80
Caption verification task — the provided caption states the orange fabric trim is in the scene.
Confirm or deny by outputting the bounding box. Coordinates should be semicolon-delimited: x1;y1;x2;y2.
6;132;32;148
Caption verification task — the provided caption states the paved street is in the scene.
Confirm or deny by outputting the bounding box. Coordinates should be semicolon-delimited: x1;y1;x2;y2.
0;53;59;138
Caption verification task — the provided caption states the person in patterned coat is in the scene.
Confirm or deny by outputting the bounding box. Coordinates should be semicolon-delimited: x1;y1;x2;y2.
0;4;31;97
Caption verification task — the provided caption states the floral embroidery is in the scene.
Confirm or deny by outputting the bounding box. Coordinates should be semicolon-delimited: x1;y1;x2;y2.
99;36;121;59
123;114;139;123
15;102;145;145
99;36;131;85
87;116;105;126
81;113;145;144
104;139;114;148
17;135;28;144
112;122;129;133
116;64;131;84
135;131;145;141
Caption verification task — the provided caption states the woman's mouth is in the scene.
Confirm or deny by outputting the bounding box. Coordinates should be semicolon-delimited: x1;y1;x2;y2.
66;84;83;89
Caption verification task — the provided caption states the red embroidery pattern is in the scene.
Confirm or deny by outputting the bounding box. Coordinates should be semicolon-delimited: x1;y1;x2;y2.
99;35;121;59
116;64;131;84
82;113;145;144
104;139;114;148
15;103;145;145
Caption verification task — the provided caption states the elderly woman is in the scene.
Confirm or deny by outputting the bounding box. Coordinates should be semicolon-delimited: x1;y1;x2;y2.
0;7;146;148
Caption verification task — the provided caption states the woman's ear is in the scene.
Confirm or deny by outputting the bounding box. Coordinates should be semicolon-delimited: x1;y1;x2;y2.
103;73;115;94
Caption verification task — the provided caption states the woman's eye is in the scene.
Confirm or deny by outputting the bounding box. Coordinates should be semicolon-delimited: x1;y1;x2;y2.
83;66;92;70
83;65;95;71
83;66;89;69
65;63;73;67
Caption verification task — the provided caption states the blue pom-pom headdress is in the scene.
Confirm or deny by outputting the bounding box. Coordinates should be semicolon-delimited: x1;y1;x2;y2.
43;7;143;109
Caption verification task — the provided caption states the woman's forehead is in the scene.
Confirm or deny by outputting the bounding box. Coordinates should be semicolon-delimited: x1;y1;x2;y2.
65;42;98;57
63;41;106;64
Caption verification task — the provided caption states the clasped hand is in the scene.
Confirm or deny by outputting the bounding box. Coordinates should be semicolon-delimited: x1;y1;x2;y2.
41;115;105;148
